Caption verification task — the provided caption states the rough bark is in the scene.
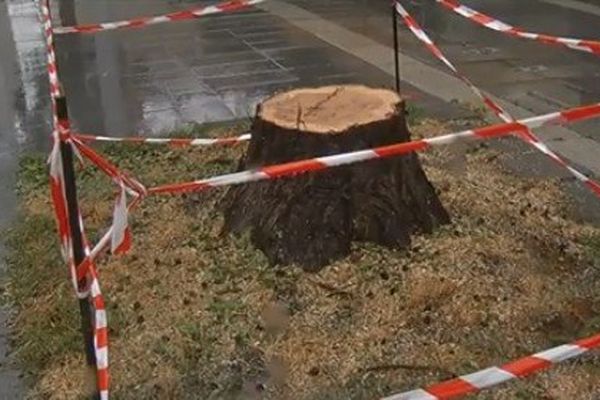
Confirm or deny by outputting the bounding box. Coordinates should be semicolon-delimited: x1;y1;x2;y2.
223;85;449;271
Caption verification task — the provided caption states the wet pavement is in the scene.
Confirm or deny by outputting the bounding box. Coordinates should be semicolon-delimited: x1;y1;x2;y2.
55;1;381;135
279;0;600;221
1;0;44;396
1;0;600;395
53;0;463;137
285;0;600;142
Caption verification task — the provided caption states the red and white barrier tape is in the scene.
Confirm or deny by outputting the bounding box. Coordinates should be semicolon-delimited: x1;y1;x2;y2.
71;137;147;198
111;185;132;255
42;0;78;274
90;276;109;400
40;0;60;99
80;219;110;400
48;138;70;259
394;3;510;119
76;195;143;283
43;0;83;291
42;0;69;261
74;132;251;147
50;125;112;396
395;1;600;198
53;0;265;35
382;332;600;400
146;103;600;195
74;104;600;278
70;137;142;256
56;121;92;299
437;0;600;57
42;1;110;397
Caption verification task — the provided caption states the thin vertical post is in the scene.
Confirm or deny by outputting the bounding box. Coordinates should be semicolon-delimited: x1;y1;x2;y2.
52;1;99;397
56;97;99;399
58;0;77;27
392;2;401;93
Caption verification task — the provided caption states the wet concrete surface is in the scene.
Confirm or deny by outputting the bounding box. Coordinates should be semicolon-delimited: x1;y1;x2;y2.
0;0;44;397
1;0;600;395
59;2;364;134
284;0;600;222
286;0;600;143
53;0;464;137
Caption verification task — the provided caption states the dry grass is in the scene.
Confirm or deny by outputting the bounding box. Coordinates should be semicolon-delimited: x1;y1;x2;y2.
4;118;600;400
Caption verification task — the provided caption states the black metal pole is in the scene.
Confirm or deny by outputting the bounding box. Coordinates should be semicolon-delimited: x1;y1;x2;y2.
58;0;77;27
53;2;98;397
392;2;401;93
56;97;99;398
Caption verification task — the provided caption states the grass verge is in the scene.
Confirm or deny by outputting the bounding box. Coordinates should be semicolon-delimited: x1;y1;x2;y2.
3;117;600;399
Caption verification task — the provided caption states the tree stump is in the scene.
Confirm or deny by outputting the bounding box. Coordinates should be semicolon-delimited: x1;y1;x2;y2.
223;85;449;271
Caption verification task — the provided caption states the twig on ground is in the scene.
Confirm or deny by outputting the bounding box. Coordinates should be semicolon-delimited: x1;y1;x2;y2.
360;363;456;377
307;277;353;298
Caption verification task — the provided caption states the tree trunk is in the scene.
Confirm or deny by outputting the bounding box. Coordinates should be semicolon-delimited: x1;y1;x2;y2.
223;85;449;271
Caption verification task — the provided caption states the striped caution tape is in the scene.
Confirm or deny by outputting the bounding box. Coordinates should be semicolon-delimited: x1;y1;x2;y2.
90;276;109;400
40;0;60;99
436;0;600;57
394;2;511;119
71;136;147;197
382;332;600;400
145;103;600;195
42;0;80;288
78;104;600;271
76;195;143;284
41;1;111;398
110;185;133;255
42;0;70;263
395;1;600;198
42;0;87;295
70;137;143;255
76;103;600;280
52;123;114;397
79;218;110;400
53;0;265;35
73;132;252;147
48;135;70;260
81;104;599;400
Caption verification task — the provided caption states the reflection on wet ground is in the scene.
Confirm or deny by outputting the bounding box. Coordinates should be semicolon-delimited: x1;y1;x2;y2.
55;2;394;136
283;0;600;222
0;1;40;397
288;0;600;140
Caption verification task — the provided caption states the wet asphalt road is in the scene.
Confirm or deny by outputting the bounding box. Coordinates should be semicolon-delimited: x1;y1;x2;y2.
1;0;600;396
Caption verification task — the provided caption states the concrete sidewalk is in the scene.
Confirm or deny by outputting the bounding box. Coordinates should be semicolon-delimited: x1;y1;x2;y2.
262;0;600;177
52;0;470;137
